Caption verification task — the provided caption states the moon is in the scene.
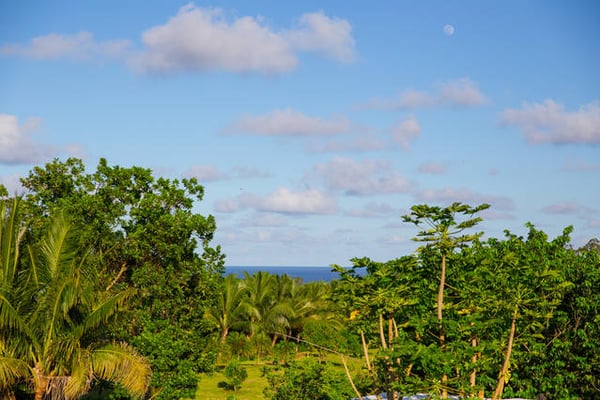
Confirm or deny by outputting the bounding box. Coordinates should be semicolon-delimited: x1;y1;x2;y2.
443;24;455;36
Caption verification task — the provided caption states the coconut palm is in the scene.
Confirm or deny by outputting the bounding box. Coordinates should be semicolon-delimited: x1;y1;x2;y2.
0;197;151;400
205;274;251;343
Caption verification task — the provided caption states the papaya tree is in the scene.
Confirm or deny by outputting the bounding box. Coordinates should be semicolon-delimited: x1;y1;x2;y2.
402;202;489;397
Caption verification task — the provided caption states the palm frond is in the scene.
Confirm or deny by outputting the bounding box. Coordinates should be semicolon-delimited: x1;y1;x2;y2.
91;343;151;400
64;349;92;400
0;356;31;390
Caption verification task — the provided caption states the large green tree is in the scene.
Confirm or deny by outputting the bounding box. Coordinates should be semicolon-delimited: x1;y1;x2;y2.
402;202;489;397
17;158;225;399
0;197;151;400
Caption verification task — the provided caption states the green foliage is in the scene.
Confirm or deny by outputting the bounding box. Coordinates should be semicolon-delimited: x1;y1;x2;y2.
17;157;225;399
0;199;150;399
223;360;248;392
264;358;354;400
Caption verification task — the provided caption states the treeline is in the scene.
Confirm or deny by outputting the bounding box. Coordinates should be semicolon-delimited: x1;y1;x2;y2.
1;158;599;400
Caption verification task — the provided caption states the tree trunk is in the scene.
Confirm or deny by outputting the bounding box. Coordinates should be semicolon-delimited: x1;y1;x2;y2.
341;354;362;400
33;364;47;400
439;252;447;398
360;330;372;372
388;317;394;348
379;313;387;349
493;304;518;400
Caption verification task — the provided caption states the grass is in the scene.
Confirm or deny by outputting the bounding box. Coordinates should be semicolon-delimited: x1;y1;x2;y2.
195;361;271;400
195;353;365;400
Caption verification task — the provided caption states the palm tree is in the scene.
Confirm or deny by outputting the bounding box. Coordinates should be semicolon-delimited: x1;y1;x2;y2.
205;274;250;343
0;198;151;400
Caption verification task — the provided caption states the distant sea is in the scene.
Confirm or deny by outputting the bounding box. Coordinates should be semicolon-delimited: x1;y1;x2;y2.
225;266;343;283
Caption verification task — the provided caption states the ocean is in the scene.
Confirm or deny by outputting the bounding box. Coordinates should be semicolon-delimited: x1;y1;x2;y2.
224;266;343;283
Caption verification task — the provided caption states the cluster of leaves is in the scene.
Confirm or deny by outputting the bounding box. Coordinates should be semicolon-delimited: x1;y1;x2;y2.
264;357;355;400
332;203;600;399
205;271;347;362
8;158;225;399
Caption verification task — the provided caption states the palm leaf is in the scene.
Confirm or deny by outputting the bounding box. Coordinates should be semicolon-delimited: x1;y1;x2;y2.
91;343;151;400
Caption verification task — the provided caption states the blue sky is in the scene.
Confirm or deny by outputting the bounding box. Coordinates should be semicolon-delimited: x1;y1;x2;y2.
1;1;599;266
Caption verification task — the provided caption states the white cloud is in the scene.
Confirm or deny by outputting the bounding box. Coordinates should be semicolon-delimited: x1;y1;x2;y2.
129;5;354;74
389;115;421;150
130;5;295;74
437;78;487;107
418;162;447;174
0;114;57;164
1;5;354;75
363;78;487;110
285;11;355;62
0;31;131;61
416;187;515;211
308;157;411;195
183;164;228;181
225;109;354;136
242;187;337;214
501;100;600;144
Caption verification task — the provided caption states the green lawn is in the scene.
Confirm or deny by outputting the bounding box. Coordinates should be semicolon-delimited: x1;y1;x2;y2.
196;361;272;400
196;354;365;400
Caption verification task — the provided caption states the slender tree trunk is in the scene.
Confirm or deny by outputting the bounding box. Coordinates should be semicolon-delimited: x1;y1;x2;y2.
393;317;399;339
379;313;388;349
388;317;394;348
271;333;278;347
360;330;372;372
33;364;47;400
341;354;362;400
439;252;448;398
493;304;518;400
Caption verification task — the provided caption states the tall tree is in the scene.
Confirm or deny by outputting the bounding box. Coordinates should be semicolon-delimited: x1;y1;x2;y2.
0;198;151;400
18;158;225;399
402;202;489;397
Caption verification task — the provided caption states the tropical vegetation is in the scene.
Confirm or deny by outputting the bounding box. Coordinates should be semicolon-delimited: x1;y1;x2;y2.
1;158;598;400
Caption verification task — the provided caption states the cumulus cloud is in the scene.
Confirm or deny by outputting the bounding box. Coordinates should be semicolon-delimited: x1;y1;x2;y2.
242;187;337;214
129;5;295;74
183;164;229;181
363;78;488;110
285;11;355;62
1;5;354;75
0;31;131;61
389;115;421;150
307;157;411;196
418;162;447;174
416;187;515;211
500;100;600;144
0;114;57;164
224;109;354;136
129;5;354;74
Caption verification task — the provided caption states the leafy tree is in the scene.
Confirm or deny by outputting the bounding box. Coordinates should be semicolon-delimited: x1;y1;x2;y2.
222;360;248;392
402;202;489;397
264;357;355;400
18;158;225;399
0;198;151;400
